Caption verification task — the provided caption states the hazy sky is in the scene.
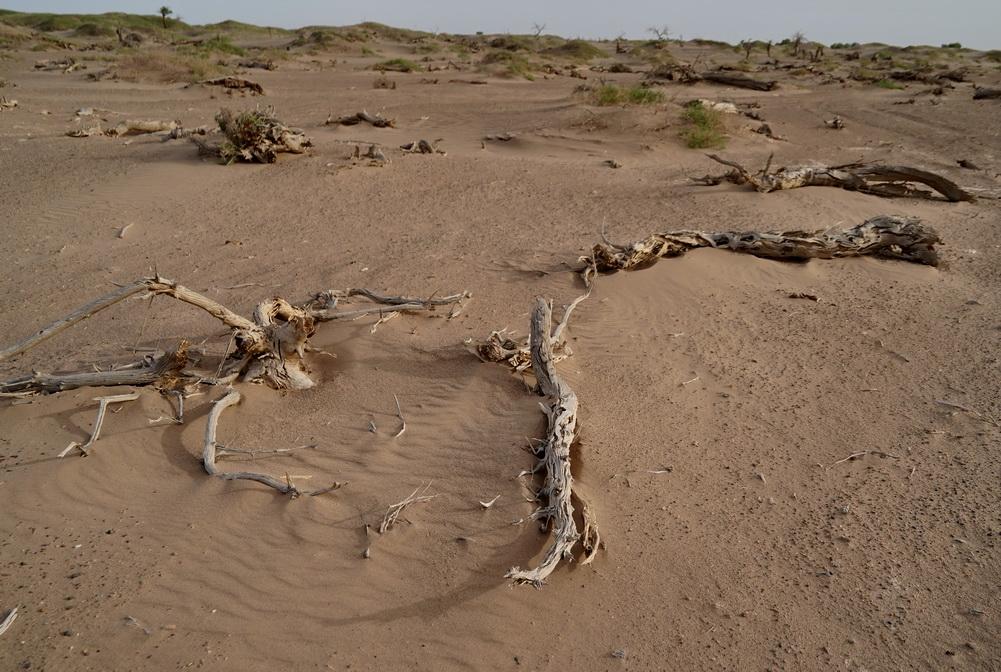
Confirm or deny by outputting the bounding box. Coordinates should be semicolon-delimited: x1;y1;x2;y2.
6;1;1000;49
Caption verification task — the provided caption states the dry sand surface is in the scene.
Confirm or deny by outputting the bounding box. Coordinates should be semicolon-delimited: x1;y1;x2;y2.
1;24;1000;671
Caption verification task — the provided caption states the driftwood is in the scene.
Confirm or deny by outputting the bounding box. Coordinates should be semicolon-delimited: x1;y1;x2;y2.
697;154;974;202
203;390;344;497
400;139;446;155
34;58;79;73
193;108;311;164
67;119;179;138
824;116;845;129
973;87;1001;101
324;110;395;128
201;77;264;95
505;298;600;587
584;216;941;282
239;59;277;71
0;97;16;111
0;277;468;391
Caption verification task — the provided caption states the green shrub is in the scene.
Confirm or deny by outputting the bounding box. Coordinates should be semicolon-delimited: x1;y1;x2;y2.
681;101;726;149
545;39;606;61
874;79;904;89
941;42;962;49
481;50;536;79
985;50;1001;63
593;84;664;105
197;35;245;56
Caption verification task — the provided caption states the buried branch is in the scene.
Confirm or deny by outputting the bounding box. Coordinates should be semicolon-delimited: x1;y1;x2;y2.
484;297;600;587
584;215;941;283
203;390;344;496
696;154;974;202
0;277;468;393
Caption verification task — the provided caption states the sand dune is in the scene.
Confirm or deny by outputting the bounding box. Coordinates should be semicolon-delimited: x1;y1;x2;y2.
1;17;999;671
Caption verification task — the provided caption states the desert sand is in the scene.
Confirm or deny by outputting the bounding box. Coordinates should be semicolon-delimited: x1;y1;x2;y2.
0;15;999;671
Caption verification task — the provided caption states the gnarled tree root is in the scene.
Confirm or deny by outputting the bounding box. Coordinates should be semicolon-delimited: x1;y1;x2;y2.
584;216;941;284
0;277;469;393
696;154;974;202
503;298;600;587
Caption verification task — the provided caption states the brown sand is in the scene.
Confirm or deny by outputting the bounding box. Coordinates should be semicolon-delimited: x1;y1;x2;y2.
1;31;1000;671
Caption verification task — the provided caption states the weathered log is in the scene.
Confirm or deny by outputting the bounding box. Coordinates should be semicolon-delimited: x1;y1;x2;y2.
400;139;445;155
239;59;277;71
700;154;974;202
67;119;179;138
324;110;395;128
0;97;16;111
973;87;1001;100
200;77;264;95
584;216;941;280
701;71;777;91
506;298;599;587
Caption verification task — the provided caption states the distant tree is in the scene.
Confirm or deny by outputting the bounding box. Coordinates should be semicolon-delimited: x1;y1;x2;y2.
791;30;805;57
648;25;671;44
159;6;172;29
532;22;546;38
740;39;754;60
766;40;773;57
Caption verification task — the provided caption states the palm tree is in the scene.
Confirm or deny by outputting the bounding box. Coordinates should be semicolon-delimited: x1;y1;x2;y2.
159;6;172;29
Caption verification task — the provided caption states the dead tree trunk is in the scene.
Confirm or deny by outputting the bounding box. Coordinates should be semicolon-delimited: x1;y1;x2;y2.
505;298;600;587
0;277;468;393
697;154;974;202
584;216;941;281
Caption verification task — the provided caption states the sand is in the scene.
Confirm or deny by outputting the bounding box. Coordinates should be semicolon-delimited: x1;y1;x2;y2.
1;27;1000;671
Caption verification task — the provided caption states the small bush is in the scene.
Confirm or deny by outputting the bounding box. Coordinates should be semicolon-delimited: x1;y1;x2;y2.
830;42;860;50
114;50;224;83
374;57;420;72
73;22;114;37
489;35;533;52
545;39;606;61
195;35;245;57
985;50;1001;63
941;42;962;49
593;84;664;106
874;79;904;89
481;50;536;79
681;101;726;149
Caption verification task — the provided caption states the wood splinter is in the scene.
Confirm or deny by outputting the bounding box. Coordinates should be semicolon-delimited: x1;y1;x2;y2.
379;482;438;533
